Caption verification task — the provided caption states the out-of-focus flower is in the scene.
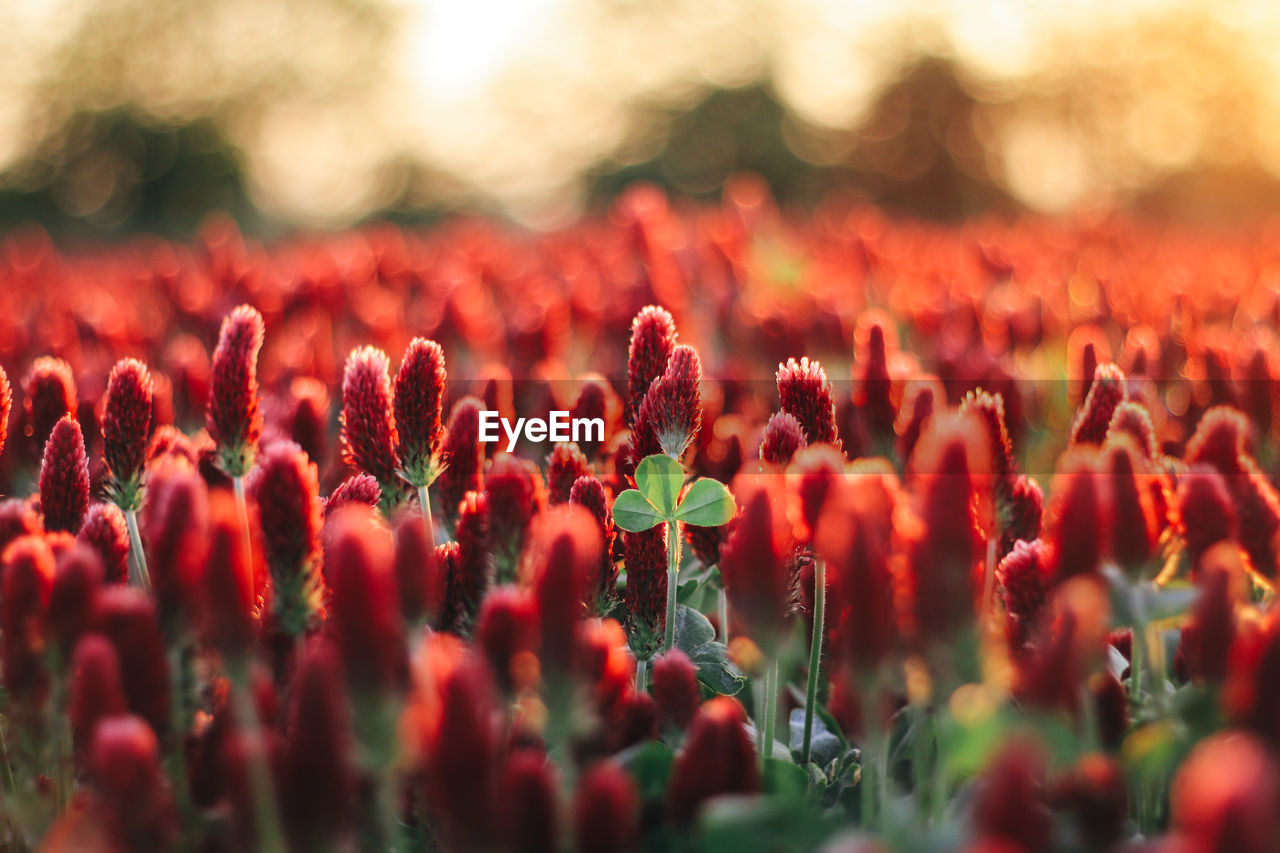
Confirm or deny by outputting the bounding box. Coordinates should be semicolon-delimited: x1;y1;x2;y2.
1013;576;1110;716
476;584;539;695
487;453;545;578
651;648;699;731
569;475;617;614
787;444;844;545
2;534;56;705
69;633;127;763
282;376;330;470
23;356;76;454
760;411;806;467
574;762;639;853
997;539;1053;662
1176;543;1244;685
93;586;171;737
1104;437;1158;577
78;502;130;585
496;749;559;853
0;498;41;556
666;696;760;825
101;358;153;510
393;507;441;627
1070;363;1126;446
1177;466;1237;574
1000;475;1044;558
86;715;178;851
777;357;838;447
251;441;324;636
720;476;794;654
202;491;257;660
0;365;10;460
48;542;104;659
523;505;602;675
1170;731;1280;853
39;415;90;533
971;739;1052;853
1044;449;1105;582
547;442;591;505
324;473;381;517
1107;401;1158;459
1052;754;1127;851
142;457;210;631
207;305;265;478
437;397;485;531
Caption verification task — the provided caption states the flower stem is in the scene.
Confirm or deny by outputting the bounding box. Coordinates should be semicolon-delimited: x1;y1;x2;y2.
231;665;287;853
801;559;826;764
636;657;648;692
663;519;680;652
760;656;779;766
718;587;729;643
233;476;254;592
124;507;151;594
416;484;435;551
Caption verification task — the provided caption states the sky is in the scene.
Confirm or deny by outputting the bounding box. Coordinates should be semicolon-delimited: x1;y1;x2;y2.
3;0;1280;227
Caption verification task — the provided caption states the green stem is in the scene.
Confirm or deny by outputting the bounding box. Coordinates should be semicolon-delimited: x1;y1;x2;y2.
718;587;729;643
231;666;287;853
1129;584;1150;709
801;559;826;764
662;520;680;652
233;476;254;591
124;507;151;594
0;714;14;794
636;657;648;692
416;485;435;551
169;646;192;822
760;657;779;766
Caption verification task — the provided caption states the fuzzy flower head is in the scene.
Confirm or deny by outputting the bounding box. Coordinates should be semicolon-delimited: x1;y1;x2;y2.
341;346;403;506
23;356;76;453
437;397;485;531
623;525;668;660
626;305;678;427
760;411;806;468
568;475;617;613
786;443;846;544
1107;401;1157;459
78;503;130;585
1070;363;1126;446
645;344;703;459
206;305;264;477
777;356;839;447
720;475;795;653
547;442;591;505
2;534;56;704
485;453;545;579
394;337;448;488
1177;466;1237;573
666;697;760;825
959;388;1014;487
251;441;325;636
853;312;897;440
324;474;381;518
522;505;603;674
101;358;154;510
39;415;91;534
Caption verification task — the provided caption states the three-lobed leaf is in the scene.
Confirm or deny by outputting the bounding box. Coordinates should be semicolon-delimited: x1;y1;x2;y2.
672;477;736;526
612;488;666;532
636;453;684;516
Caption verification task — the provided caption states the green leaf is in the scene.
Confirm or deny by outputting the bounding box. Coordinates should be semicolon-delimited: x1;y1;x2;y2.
618;740;675;800
611;489;665;532
635;453;683;516
762;757;810;799
787;708;842;767
672;477;736;526
688;641;746;696
673;604;716;651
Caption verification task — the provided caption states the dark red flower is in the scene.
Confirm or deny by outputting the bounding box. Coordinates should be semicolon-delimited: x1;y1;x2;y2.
142;457;210;629
1104;438;1158;576
547;442;591;505
1052;754;1128;851
1177;544;1243;685
340;346;403;503
787;443;845;544
93;586;171;737
636;344;702;459
815;463;901;674
854;314;896;442
202;490;257;659
760;411;806;467
281;638;355;850
1013;577;1109;715
206;304;265;477
960;388;1014;490
1177;465;1237;573
651;648;699;730
101;358;154;509
524;507;603;676
486;453;545;577
666;697;760;825
69;633;127;762
324;473;381;517
1044;449;1105;582
87;715;178;851
1170;732;1280;853
38;414;90;533
570;379;618;459
283;376;330;470
77;502;130;585
475;584;539;695
972;739;1052;853
325;504;405;694
574;762;639;853
23;356;76;453
146;424;198;466
250;441;324;636
0;498;42;557
48;541;105;659
394;337;448;487
1107;401;1157;459
777;357;838;447
997;539;1053;662
496;749;559;853
626;305;677;427
569;475;617;613
1070;363;1126;446
393;507;441;627
437;397;485;531
720;476;794;653
623;525;668;660
1;534;56;704
895;378;941;465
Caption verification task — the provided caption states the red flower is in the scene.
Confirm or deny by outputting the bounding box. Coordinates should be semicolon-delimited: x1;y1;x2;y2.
282;376;330;470
854;313;897;441
1176;544;1243;685
0;364;10;460
48;541;104;659
569;475;617;613
720;476;794;652
93;586;171;737
496;750;559;853
666;697;760;825
142;457;210;629
251;441;324;635
623;525;668;659
202;491;257;659
777;356;838;447
101;358;154;509
570;379;618;459
393;507;442;626
895;378;941;465
787;443;845;544
206;305;265;477
997;539;1052;662
651;648;699;730
1177;466;1237;573
1000;474;1044;558
1053;754;1128;851
447;489;494;633
87;715;177;850
1;534;56;704
394;337;448;487
1107;401;1158;459
281;638;355;850
437;397;485;531
0;498;42;557
1103;437;1158;576
1044;449;1105;582
340;346;403;503
324;473;381;517
22;356;76;454
1069;363;1126;446
574;762;639;853
626;305;678;427
1171;732;1280;853
38;415;90;533
486;453;545;577
476;584;539;695
77;502;130;585
69;634;127;763
760;411;806;467
635;344;702;459
972;739;1052;853
960;389;1014;491
325;504;405;694
524;505;603;674
547;442;591;505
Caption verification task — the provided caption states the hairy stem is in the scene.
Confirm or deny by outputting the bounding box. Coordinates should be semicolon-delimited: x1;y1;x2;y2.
636;657;648;692
233;476;254;593
801;559;826;764
761;657;779;766
124;507;151;594
663;520;680;652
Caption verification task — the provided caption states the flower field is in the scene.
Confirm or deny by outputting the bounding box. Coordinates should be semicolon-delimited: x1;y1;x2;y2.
1;182;1280;852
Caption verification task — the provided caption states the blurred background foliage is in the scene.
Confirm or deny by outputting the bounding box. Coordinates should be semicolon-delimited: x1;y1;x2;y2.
3;0;1280;238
